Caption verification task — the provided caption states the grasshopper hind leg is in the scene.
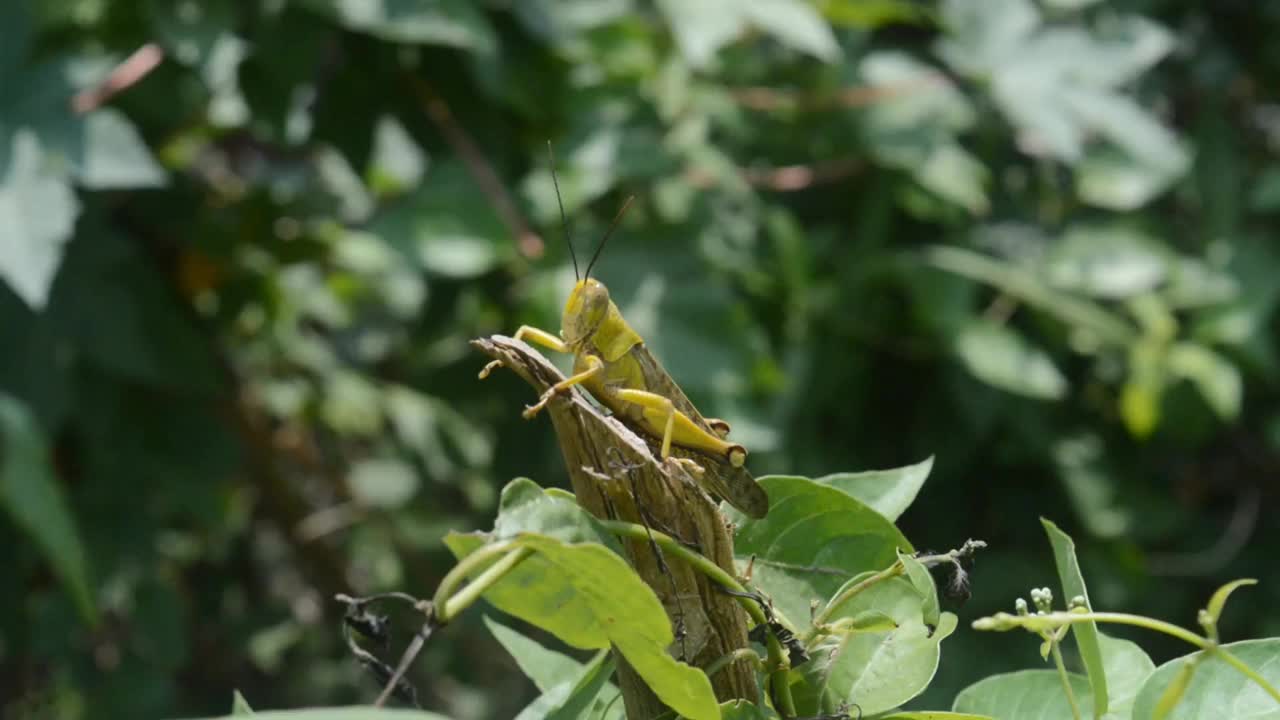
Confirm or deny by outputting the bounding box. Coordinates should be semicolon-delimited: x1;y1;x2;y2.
613;388;747;467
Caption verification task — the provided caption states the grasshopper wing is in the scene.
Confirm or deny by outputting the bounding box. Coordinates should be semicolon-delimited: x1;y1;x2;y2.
693;455;769;519
631;344;769;519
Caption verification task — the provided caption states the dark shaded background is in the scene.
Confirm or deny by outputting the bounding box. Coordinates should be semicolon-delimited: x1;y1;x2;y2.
2;1;1278;718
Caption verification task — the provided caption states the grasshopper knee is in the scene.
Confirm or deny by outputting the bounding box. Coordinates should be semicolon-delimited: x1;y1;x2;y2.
706;418;731;438
727;444;747;468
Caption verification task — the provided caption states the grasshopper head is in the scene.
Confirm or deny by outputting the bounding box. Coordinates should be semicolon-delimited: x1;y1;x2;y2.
562;278;611;348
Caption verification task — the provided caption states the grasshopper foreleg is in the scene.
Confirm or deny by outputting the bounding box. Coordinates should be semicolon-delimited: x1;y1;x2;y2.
523;354;603;419
479;325;570;379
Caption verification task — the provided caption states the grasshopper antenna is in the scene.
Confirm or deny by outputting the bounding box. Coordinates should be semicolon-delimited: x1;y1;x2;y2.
585;195;634;281
547;141;579;281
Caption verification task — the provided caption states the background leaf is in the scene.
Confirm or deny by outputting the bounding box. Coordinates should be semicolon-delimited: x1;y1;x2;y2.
1041;518;1108;718
0;393;95;624
1131;639;1280;720
810;456;933;521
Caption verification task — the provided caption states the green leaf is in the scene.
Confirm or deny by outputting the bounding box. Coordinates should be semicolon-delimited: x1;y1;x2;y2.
811;456;933;521
347;457;420;509
924;245;1136;346
1053;433;1130;539
300;0;496;53
1166;342;1243;420
728;476;913;631
444;530;716;720
1204;578;1258;627
367;115;425;195
796;574;957;716
0;393;96;624
0;129;80;309
485;615;599;693
1040;518;1108;718
1152;661;1199;720
899;550;941;628
953;669;1093;719
1097;631;1156;720
370;163;508;278
490;478;622;551
515;649;615;720
741;0;841;62
859;52;987;215
655;0;838;68
47;230;220;392
1077;145;1187;211
955;320;1068;400
230;690;253;714
70;109;167;189
192;709;452;720
1045;225;1169;300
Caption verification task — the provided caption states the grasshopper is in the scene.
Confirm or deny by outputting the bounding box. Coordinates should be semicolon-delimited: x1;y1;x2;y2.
479;154;769;519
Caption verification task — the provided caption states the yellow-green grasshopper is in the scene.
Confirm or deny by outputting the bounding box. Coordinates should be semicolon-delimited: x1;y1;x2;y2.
479;163;769;519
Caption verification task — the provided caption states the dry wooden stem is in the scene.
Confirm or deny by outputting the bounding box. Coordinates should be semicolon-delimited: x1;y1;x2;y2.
471;335;758;715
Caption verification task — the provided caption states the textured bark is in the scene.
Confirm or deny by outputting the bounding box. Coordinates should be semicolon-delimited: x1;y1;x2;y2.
472;335;757;716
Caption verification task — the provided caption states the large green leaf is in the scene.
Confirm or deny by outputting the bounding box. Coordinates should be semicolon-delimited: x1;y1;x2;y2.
1041;519;1108;718
728;476;913;631
0;393;95;623
810;456;933;521
953;670;1093;719
445;483;714;720
490;478;621;551
1131;639;1280;720
444;534;717;720
796;575;957;716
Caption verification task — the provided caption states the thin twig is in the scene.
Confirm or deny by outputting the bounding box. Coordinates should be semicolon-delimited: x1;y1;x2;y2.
405;75;543;259
72;43;165;113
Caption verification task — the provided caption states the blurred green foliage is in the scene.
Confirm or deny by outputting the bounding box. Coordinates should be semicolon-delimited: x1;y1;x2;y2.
2;0;1279;718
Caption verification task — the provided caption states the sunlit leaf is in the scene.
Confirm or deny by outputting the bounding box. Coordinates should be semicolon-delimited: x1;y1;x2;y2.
1098;631;1156;720
955;320;1067;400
953;669;1093;719
1203;578;1257;628
811;456;933;521
1166;342;1242;420
0;130;80;308
1040;519;1108;717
